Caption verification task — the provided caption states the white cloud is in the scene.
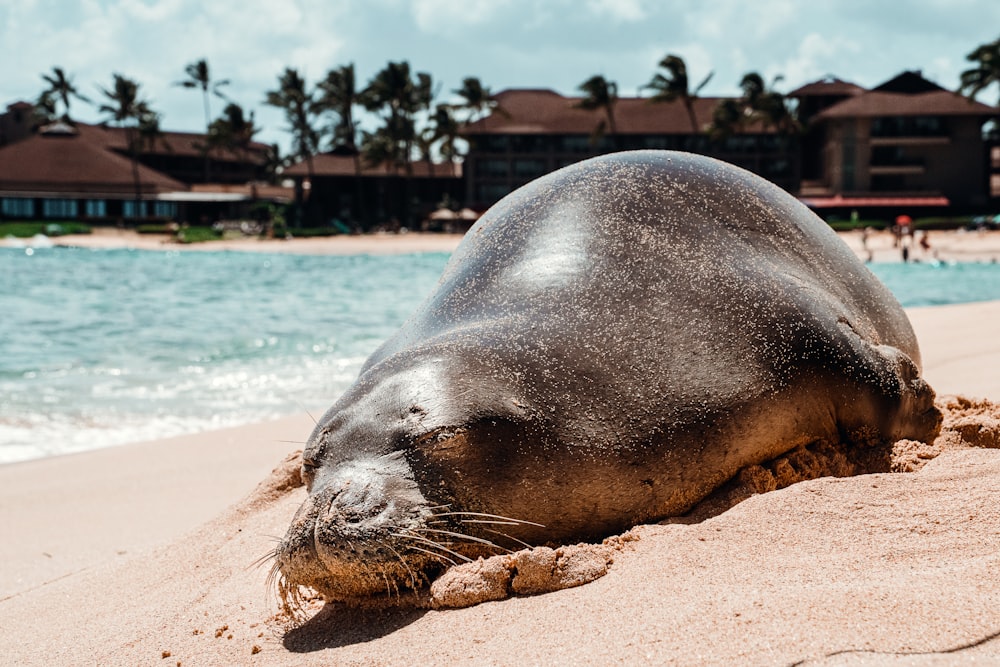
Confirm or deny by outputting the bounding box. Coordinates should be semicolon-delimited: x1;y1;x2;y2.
410;0;511;33
585;0;646;23
2;0;999;152
776;33;863;90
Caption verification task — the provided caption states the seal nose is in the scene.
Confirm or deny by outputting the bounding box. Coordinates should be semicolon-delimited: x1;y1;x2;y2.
326;478;389;526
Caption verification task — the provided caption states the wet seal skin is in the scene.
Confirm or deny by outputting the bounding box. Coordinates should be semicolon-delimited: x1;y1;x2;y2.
274;150;941;607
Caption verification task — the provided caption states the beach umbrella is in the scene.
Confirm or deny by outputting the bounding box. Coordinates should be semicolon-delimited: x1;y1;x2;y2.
429;208;459;220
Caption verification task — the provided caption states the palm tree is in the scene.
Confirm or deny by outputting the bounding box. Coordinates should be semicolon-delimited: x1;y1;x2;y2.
317;63;367;225
177;59;230;181
708;99;743;140
708;99;745;141
429;103;461;166
958;36;1000;139
739;72;797;134
453;76;504;126
645;54;714;133
207;103;258;164
98;74;156;223
360;62;434;226
39;67;90;123
959;36;1000;105
265;68;322;226
575;75;619;147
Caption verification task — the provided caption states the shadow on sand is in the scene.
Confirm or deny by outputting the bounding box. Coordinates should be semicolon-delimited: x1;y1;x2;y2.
282;602;428;652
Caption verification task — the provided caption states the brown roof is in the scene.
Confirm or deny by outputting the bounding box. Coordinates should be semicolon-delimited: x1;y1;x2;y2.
102;127;270;164
788;77;866;97
284;153;462;178
461;88;761;135
816;89;996;119
0;124;187;195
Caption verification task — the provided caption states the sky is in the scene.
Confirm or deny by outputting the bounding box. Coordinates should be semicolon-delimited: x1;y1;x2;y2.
2;0;999;153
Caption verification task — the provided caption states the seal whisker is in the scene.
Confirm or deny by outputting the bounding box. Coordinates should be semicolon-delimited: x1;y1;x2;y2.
402;543;459;566
247;547;279;571
412;528;512;553
438;519;523;526
392;532;473;563
482;528;534;550
430;511;546;528
374;562;396;598
385;544;419;590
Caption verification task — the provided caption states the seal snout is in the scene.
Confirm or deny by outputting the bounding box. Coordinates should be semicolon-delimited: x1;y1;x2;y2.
277;453;440;601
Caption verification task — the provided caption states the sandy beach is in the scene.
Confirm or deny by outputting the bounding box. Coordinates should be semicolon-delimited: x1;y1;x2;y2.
5;225;1000;263
2;230;1000;665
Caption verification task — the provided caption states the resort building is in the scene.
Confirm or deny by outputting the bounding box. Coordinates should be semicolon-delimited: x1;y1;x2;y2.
792;71;997;214
0;111;286;224
1;70;996;229
282;150;463;231
462;72;998;217
460;88;799;211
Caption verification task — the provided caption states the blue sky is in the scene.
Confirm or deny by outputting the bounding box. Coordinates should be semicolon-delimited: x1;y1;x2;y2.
2;0;998;152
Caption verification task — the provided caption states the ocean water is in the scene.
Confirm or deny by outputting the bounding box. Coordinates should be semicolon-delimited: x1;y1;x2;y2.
0;247;450;463
2;246;999;464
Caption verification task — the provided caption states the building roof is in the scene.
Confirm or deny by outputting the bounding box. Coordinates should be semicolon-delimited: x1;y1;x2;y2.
873;71;946;94
461;88;761;135
284;153;462;179
0;123;187;196
788;76;866;98
816;88;995;119
816;71;996;120
101;126;270;165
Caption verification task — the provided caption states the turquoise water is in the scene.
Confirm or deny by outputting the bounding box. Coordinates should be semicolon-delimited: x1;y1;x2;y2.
2;246;999;463
0;247;449;462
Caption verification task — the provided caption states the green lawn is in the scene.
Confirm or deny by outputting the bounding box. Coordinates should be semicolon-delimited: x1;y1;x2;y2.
175;226;223;243
0;221;92;237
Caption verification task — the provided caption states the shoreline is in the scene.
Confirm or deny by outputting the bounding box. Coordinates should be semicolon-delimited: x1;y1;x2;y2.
3;226;1000;263
4;226;468;255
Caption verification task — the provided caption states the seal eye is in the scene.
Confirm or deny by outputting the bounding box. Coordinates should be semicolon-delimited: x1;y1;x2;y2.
301;458;319;488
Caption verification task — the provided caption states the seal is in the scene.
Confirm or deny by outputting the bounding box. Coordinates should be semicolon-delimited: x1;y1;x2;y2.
275;150;941;604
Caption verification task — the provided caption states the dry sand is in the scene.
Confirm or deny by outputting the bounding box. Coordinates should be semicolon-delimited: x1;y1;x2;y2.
2;232;1000;665
5;225;1000;263
43;227;467;255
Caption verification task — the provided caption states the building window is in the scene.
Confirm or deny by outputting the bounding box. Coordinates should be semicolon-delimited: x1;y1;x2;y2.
512;159;546;179
871;116;946;138
478;136;509;152
871;174;907;191
557;136;592;153
476;183;511;202
478;159;509;177
641;136;670;150
511;135;549;153
85;200;107;217
1;197;35;218
153;201;177;218
122;200;149;218
42;199;79;218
